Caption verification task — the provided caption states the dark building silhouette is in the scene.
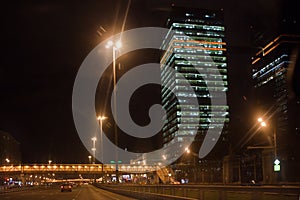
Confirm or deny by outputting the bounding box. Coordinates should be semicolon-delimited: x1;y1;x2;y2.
246;1;300;184
251;34;300;184
0;131;21;165
223;1;300;185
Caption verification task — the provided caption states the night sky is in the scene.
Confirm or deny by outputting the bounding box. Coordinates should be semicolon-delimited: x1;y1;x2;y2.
0;0;294;164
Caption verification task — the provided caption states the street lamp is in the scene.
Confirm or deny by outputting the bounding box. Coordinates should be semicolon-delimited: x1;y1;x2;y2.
257;117;282;184
97;116;106;163
88;156;92;164
48;160;52;165
184;147;198;182
97;116;106;174
91;137;97;164
106;40;122;182
185;147;190;154
257;117;277;158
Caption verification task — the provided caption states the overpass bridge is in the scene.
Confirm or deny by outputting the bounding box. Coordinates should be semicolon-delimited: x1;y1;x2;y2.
0;164;173;184
0;163;159;174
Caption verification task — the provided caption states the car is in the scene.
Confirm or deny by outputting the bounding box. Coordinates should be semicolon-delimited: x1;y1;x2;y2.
60;183;72;192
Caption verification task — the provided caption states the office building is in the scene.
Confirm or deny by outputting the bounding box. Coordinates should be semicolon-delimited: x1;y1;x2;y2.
160;7;229;182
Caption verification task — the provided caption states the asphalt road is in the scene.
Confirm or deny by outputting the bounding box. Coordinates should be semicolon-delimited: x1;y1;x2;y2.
0;184;137;200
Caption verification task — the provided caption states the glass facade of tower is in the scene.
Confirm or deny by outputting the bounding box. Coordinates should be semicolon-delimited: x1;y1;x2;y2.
252;35;300;145
252;51;290;131
160;8;229;157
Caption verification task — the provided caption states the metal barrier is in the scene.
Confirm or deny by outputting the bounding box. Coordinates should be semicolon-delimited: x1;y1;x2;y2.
0;185;56;194
95;184;300;200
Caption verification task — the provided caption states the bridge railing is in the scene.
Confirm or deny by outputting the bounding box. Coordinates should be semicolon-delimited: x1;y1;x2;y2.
0;164;106;173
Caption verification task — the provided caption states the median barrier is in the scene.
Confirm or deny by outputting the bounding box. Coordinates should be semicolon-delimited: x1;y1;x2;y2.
93;183;300;200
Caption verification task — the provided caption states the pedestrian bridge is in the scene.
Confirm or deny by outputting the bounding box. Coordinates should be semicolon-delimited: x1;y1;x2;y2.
0;164;174;184
0;164;159;174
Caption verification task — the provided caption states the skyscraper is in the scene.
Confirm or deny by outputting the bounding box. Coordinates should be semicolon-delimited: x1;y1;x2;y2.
160;7;229;182
251;34;300;183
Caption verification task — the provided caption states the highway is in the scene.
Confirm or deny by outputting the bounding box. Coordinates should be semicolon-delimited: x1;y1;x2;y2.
0;184;137;200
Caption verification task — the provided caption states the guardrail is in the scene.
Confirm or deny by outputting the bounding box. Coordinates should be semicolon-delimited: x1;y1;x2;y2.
95;184;300;200
0;182;60;194
0;186;34;194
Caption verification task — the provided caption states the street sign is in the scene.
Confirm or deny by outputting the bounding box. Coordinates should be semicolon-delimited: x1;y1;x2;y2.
110;160;122;164
274;159;280;172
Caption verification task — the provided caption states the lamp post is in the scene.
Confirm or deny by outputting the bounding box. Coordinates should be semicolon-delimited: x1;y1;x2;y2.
185;147;198;182
105;40;121;183
91;137;97;164
48;160;52;180
97;116;106;164
258;117;281;183
257;117;277;158
97;116;106;175
88;156;92;164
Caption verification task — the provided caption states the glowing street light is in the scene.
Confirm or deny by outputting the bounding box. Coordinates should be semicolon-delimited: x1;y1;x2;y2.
257;117;277;158
105;39;122;182
257;117;263;122
185;147;190;154
88;155;92;164
91;137;97;164
258;117;266;127
91;137;97;143
97;116;106;165
115;40;122;49
105;40;122;49
105;40;113;48
97;116;107;121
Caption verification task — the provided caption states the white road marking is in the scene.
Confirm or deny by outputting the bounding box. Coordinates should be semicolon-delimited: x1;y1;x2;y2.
73;188;82;199
98;191;120;200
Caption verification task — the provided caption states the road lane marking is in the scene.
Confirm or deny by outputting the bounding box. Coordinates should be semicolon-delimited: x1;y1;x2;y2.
94;188;121;200
97;191;119;200
73;188;82;200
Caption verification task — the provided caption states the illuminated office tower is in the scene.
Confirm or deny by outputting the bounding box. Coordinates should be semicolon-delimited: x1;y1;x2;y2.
160;7;229;162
